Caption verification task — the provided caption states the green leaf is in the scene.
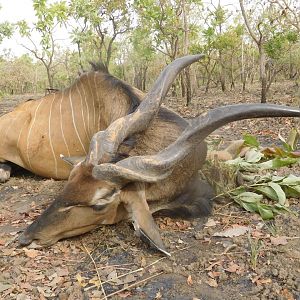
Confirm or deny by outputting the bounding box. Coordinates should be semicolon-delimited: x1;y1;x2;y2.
271;175;285;182
286;128;299;151
268;182;286;205
229;186;246;196
280;174;300;186
243;134;259;148
236;192;263;203
282;186;300;198
257;204;274;219
254;185;278;201
272;157;299;168
257;160;274;170
244;149;263;163
237;200;258;213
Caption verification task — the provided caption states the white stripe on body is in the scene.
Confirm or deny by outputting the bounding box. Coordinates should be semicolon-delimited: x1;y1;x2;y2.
80;75;91;139
87;73;97;132
48;94;58;177
68;88;87;154
93;73;101;131
60;92;71;157
75;81;90;142
26;98;45;170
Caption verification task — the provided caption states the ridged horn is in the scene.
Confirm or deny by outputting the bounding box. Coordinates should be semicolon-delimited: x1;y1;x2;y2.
86;54;205;165
92;104;300;183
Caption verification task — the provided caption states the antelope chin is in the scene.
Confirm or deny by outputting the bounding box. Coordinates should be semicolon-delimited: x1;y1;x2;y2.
19;233;58;248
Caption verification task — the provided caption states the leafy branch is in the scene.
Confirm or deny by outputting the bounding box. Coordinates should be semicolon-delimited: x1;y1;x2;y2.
205;129;300;220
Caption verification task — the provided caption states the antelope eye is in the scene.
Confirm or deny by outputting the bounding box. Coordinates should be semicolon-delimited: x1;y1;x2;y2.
90;204;108;211
103;188;117;198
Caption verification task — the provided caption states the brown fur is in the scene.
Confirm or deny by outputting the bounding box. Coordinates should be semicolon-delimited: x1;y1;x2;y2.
0;71;140;179
12;68;211;249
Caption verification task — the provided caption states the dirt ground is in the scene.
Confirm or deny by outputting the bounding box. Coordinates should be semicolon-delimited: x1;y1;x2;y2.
0;82;300;300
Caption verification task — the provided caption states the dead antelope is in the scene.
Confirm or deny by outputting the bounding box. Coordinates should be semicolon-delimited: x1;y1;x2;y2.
1;55;299;255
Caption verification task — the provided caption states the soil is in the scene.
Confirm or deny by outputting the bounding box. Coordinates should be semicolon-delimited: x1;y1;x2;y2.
0;83;299;300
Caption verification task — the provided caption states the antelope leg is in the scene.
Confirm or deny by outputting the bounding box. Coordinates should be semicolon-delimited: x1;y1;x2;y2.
0;163;11;183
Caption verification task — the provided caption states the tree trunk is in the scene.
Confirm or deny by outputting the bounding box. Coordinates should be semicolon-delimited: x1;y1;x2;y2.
219;50;226;92
180;73;186;97
47;67;53;89
185;67;192;106
142;66;148;91
182;0;192;106
259;46;267;103
205;73;211;93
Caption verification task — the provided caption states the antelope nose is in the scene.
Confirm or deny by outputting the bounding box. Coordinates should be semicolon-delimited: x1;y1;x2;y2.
18;232;33;246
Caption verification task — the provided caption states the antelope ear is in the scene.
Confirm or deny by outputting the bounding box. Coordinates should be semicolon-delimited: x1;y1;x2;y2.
60;154;86;167
122;183;170;256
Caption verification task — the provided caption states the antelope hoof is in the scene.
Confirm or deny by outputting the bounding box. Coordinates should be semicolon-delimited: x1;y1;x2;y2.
0;164;11;183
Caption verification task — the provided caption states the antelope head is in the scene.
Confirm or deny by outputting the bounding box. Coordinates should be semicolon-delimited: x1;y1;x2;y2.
18;55;300;255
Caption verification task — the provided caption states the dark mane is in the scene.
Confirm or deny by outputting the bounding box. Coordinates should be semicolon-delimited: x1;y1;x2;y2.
89;61;109;73
89;61;140;114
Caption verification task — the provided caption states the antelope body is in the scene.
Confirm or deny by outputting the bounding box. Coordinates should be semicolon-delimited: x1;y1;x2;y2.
0;67;141;179
1;55;299;255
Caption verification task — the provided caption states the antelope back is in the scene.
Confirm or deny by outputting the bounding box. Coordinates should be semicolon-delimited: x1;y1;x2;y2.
0;70;140;179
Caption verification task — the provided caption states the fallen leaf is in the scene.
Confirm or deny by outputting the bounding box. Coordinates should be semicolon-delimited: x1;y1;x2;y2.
118;291;132;298
155;291;163;299
32;274;45;281
281;288;294;300
213;226;250;237
256;278;272;286
20;282;33;290
270;236;288;246
225;262;240;273
207;271;221;278
205;278;218;287
251;230;264;238
2;249;18;256
205;260;223;271
89;276;100;288
24;248;40;258
203;237;211;243
187;275;193;286
107;270;118;281
120;273;136;284
205;218;217;227
91;290;103;298
56;268;69;277
76;273;88;287
140;256;147;267
47;276;63;287
251;274;261;284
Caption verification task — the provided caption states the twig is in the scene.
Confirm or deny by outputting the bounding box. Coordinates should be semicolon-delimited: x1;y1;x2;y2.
170;245;192;254
83;243;107;300
215;250;250;256
85;255;167;291
214;201;234;212
84;267;144;291
100;272;164;300
99;263;135;269
100;268;143;288
215;212;248;219
144;257;166;268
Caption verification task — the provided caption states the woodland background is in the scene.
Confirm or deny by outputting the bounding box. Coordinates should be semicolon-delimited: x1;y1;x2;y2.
0;0;300;105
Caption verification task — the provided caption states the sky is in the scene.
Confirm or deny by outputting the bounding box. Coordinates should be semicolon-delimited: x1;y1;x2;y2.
0;0;71;57
0;0;240;58
0;0;37;56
